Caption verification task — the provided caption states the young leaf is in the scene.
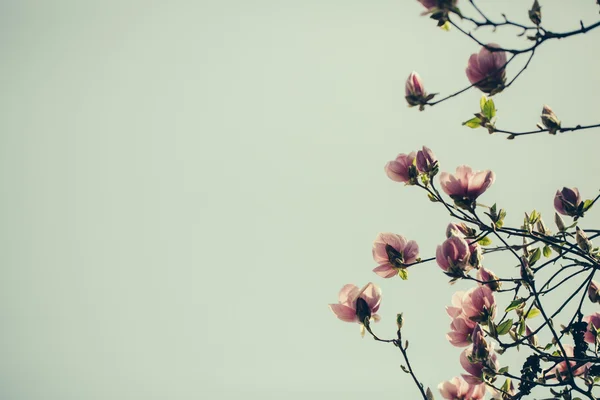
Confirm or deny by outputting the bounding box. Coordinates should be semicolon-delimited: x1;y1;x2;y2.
463;117;482;129
505;298;526;312
480;95;487;111
528;248;541;265
496;319;514;335
483;98;496;119
477;236;492;246
518;318;526;336
398;268;409;280
584;199;594;212
497;366;509;374
525;307;541;319
543;245;552;258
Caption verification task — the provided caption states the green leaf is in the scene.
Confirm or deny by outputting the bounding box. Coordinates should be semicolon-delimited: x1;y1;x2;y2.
480;95;487;111
497;366;509;374
518;318;526;336
477;236;492;246
505;298;526;312
584;199;594;212
528;248;541;265
483;98;496;119
398;268;408;280
525;307;541;319
463;117;482;129
427;193;438;202
496;319;513;335
543;245;552;258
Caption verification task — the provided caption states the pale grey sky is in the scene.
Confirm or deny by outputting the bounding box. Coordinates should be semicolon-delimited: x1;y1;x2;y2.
1;1;600;399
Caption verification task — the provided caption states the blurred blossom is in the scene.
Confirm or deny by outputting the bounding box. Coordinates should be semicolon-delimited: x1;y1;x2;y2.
416;146;438;175
438;376;485;400
583;313;600;344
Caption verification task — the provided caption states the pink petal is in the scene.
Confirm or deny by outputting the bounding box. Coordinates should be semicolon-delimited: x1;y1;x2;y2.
338;284;359;306
329;304;357;322
373;264;397;278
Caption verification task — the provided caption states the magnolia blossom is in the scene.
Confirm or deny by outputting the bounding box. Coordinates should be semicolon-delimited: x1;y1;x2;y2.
461;286;496;323
446;222;472;238
460;344;499;382
446;291;476;347
416;146;437;174
329;283;382;336
466;44;507;94
439;166;495;209
447;315;477;347
583;313;600;344
385;152;417;184
554;187;582;217
436;235;471;276
438;376;485;400
545;345;590;380
405;72;425;98
477;266;501;291
417;0;437;10
372;232;420;278
588;280;600;304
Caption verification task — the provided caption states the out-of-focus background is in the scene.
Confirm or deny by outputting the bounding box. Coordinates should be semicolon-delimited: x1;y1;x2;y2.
1;1;600;399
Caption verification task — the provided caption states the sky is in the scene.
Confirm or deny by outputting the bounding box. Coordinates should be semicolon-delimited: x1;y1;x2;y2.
1;1;600;399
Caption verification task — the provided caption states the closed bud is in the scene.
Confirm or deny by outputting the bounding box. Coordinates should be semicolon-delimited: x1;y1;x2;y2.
576;226;592;253
541;105;561;134
588;281;600;304
554;212;566;232
528;0;542;26
396;313;404;330
536;218;550;235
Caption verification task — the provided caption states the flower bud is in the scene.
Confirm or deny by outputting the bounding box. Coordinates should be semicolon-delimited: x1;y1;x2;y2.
588;281;600;304
576;226;592;253
471;324;489;361
416;146;438;176
405;72;431;111
541;105;561;134
436;236;472;277
446;222;475;238
554;212;566;231
554;187;582;217
396;313;404;330
525;325;539;347
536;218;550;235
528;0;542;26
477;266;501;291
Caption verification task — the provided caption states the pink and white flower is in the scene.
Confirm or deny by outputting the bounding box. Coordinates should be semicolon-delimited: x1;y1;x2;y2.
583;313;600;344
461;286;496;323
436;235;471;276
438;376;486;400
372;233;420;278
385;152;417;184
466;44;507;94
439;166;495;209
329;283;382;336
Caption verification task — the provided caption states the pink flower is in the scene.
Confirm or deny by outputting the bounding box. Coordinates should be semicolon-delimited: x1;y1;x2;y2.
372;233;420;278
438;376;486;400
545;345;590;380
466;44;507;94
416;146;438;174
446;222;473;238
329;283;382;336
417;0;437;10
447;315;476;347
446;291;466;319
385;152;417;184
461;286;496;323
406;72;425;98
436;235;471;276
477;266;501;291
554;187;582;217
588;280;600;304
460;344;499;382
583;313;600;344
439;165;495;209
466;239;483;268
